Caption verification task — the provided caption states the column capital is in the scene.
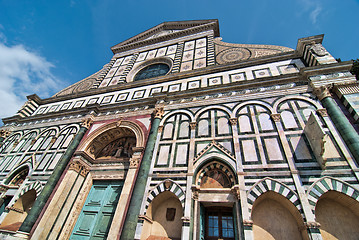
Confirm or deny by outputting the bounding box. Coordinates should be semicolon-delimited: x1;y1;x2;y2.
313;85;332;101
81;117;94;129
129;157;140;169
271;113;281;122
190;122;197;130
154;107;165;119
0;129;11;138
229;118;238;126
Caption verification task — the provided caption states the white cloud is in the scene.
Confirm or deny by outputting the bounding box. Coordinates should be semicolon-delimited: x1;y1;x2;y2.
0;42;62;121
298;0;322;24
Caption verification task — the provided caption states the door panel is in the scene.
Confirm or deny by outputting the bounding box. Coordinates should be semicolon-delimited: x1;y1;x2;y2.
70;180;123;240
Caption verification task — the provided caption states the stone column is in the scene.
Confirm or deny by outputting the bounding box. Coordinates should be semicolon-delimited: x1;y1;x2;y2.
16;117;93;237
314;85;359;163
120;107;164;240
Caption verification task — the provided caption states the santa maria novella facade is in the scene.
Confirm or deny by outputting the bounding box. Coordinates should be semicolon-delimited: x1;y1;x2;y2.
0;19;359;240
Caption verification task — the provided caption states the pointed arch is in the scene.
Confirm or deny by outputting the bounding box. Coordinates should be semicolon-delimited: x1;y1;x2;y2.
4;164;31;185
247;178;301;215
307;176;359;212
144;179;185;214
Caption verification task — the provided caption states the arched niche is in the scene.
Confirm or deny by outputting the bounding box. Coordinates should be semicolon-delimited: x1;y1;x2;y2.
77;120;145;161
195;160;236;188
251;191;308;240
0;189;36;232
141;191;183;240
315;191;359;240
4;166;30;187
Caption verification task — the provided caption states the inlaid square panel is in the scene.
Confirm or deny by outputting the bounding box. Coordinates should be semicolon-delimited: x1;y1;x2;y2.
150;87;163;95
180;62;192;72
168;84;181;92
132;90;145;99
194;59;206;69
87;98;99;105
196;38;207;48
116;93;129;102
187;80;201;89
112;57;123;67
184;40;195;51
48;105;59;112
74;100;85;108
195;47;206;59
208;76;222;86
230;72;247;82
167;45;177;55
101;95;113;104
137;52;147;61
37;107;48;114
146;50;157;59
156;47;167;57
253;68;271;78
61;103;71;110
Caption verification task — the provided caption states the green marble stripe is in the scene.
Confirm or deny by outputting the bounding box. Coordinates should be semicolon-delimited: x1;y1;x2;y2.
19;125;87;233
322;96;359;162
120;116;161;240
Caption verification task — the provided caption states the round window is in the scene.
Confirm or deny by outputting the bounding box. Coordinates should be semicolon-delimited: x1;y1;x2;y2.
134;63;170;81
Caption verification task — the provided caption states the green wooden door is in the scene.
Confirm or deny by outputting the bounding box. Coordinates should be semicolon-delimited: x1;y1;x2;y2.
70;180;123;240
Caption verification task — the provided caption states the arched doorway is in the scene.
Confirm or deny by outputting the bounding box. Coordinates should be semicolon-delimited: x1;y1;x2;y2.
142;191;183;240
316;191;359;240
252;191;307;240
194;160;237;240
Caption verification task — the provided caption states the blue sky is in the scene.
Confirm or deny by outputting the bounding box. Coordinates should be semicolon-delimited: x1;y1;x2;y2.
0;0;358;120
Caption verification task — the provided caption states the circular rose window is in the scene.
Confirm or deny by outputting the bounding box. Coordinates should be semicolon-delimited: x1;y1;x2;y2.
134;63;170;81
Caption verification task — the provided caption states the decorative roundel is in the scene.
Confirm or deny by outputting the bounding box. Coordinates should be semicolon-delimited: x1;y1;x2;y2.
216;48;251;64
128;57;173;82
134;63;170;81
73;78;96;93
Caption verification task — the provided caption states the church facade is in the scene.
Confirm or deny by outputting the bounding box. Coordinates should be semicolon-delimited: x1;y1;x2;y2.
0;19;359;240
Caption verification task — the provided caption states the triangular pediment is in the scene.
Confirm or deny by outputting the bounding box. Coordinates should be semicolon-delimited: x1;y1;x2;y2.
194;140;235;164
111;19;219;53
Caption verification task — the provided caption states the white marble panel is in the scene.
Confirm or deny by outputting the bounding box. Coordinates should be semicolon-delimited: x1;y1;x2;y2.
281;111;298;129
196;38;207;48
217;118;230;135
180;62;192;72
242;140;258;162
289;136;312;160
175;144;188;165
183;51;194;61
112;58;123;67
239;115;252;133
146;50;157;59
195;48;206;59
193;59;206;69
158;145;170;165
264;138;283;161
184;40;195;50
156;47;167;57
198;119;209;136
167;45;177;55
259;113;273;131
163;123;174;139
178;122;189;138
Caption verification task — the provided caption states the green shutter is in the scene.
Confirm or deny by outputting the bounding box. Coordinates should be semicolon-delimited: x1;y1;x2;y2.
70;180;123;240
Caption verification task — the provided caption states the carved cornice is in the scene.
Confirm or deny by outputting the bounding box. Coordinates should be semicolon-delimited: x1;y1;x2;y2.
69;160;90;176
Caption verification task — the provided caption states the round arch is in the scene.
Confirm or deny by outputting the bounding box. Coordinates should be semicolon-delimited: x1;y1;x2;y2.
77;120;145;157
194;105;232;120
273;95;321;114
232;100;274;118
160;110;194;125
